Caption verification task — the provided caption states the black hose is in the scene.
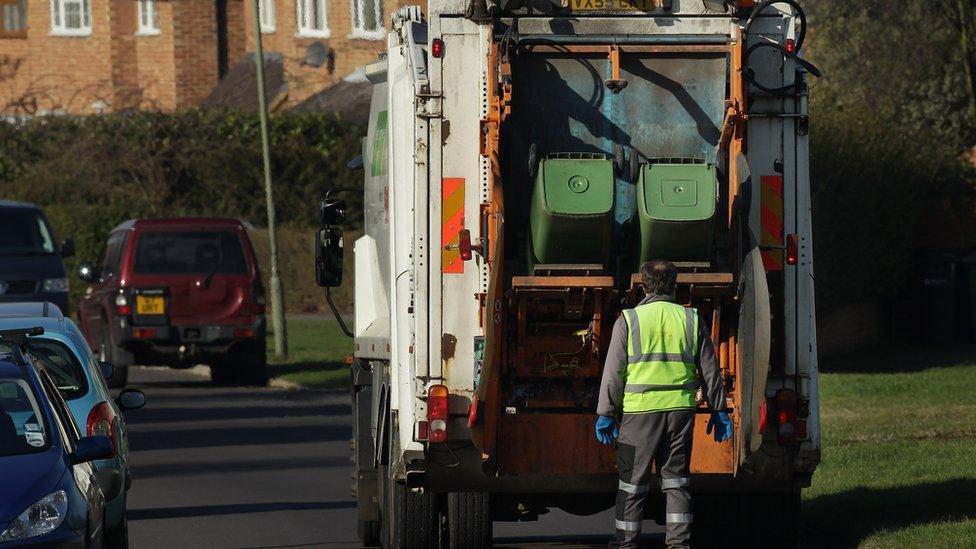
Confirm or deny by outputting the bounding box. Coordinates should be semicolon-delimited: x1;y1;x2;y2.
741;0;821;95
326;287;355;338
744;0;806;51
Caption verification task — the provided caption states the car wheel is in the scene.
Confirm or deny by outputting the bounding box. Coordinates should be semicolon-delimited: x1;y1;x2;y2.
100;331;131;388
209;360;240;386
237;339;268;387
104;506;128;549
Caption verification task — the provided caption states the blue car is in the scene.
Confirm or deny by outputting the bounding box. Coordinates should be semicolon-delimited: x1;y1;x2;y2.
0;304;146;548
0;327;114;547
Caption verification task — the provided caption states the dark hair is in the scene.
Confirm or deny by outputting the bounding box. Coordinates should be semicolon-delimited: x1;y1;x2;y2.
641;260;678;295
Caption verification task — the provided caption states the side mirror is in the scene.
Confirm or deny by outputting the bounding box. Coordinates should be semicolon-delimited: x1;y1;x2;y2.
116;389;147;411
77;262;96;283
99;361;114;380
315;228;344;287
71;436;114;464
319;198;347;227
60;239;75;258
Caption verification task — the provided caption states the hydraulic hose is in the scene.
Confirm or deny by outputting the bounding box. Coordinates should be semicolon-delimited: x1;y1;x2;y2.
326;287;354;338
741;0;822;95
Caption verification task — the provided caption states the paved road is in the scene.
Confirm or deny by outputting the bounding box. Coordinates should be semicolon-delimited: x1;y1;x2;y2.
122;366;665;548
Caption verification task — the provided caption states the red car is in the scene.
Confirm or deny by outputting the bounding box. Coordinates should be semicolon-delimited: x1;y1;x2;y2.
77;218;267;387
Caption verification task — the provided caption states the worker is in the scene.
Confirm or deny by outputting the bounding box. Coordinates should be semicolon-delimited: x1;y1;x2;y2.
595;260;733;549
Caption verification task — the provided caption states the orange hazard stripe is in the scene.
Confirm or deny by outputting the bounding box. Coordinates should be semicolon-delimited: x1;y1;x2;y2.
442;178;465;274
760;175;784;271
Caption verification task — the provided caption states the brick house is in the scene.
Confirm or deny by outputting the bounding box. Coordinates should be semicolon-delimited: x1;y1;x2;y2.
240;0;406;106
0;0;403;114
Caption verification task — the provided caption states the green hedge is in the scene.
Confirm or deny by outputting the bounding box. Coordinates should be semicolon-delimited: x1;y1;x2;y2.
0;110;365;313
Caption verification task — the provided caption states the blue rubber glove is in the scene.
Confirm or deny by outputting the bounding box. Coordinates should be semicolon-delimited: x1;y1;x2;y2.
595;416;619;445
707;411;734;443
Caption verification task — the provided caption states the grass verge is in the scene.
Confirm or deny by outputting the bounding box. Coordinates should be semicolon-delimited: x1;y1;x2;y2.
265;317;352;390
804;346;976;548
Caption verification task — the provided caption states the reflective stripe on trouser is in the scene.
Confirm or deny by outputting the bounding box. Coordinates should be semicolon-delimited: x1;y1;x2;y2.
610;409;695;549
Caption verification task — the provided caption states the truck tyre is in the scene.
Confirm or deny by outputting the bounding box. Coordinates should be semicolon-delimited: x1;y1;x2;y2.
352;362;380;547
447;492;492;548
358;519;381;547
99;330;131;388
380;470;440;548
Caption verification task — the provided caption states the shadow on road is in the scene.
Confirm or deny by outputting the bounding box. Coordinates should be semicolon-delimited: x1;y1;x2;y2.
129;501;354;521
126;404;350;423
128;423;352;450
803;479;976;547
132;455;351;479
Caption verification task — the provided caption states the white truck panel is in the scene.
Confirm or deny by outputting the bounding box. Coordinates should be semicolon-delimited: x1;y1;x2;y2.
386;31;426;455
436;22;491;396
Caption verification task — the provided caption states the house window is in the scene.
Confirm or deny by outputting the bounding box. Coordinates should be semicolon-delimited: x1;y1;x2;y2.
258;0;274;33
296;0;329;38
137;0;159;35
51;0;91;35
351;0;382;39
0;0;26;38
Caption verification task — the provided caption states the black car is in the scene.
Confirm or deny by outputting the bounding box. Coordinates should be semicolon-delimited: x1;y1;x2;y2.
0;328;113;548
0;201;74;314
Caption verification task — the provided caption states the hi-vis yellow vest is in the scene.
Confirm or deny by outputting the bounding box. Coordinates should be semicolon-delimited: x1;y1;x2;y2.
621;301;699;413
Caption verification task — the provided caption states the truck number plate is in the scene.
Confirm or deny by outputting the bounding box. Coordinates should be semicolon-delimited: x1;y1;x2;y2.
136;295;165;315
569;0;656;11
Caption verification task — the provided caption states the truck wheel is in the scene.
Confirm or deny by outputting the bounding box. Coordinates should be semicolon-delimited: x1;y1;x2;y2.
352;363;380;547
237;339;268;387
358;519;381;547
100;330;131;388
379;455;440;548
448;492;492;548
386;479;439;548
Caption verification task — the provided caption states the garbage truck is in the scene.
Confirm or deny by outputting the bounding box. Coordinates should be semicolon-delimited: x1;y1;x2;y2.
315;0;822;546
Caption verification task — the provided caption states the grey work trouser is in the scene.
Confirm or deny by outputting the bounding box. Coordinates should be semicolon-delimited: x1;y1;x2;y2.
610;409;695;549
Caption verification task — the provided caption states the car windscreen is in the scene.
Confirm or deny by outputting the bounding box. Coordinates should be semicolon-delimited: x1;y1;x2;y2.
133;231;248;275
0;378;49;457
0;341;86;400
29;340;87;399
0;209;55;255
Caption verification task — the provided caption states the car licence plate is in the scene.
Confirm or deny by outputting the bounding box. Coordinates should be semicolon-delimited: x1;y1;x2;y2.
569;0;656;11
136;295;165;315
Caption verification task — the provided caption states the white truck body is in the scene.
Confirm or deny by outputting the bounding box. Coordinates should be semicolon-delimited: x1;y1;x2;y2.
342;1;821;544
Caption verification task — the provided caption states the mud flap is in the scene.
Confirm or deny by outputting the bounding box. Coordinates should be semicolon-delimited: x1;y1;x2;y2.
736;239;771;464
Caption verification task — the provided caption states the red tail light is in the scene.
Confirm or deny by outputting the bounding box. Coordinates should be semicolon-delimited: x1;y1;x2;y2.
115;294;131;316
785;38;796;55
133;328;155;339
431;38;445;58
796;419;808;440
458;229;473;261
734;0;756;7
775;389;797;446
786;233;799;265
233;328;255;338
415;420;429;441
427;385;449;443
86;402;117;458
